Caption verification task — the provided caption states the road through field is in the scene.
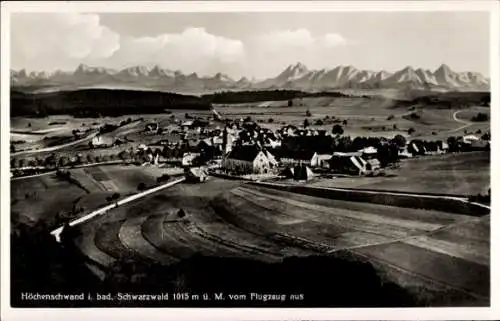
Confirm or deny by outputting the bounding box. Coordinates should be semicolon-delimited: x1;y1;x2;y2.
50;177;186;242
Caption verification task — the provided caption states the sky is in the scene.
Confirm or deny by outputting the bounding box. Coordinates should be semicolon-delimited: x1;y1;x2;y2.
10;12;490;79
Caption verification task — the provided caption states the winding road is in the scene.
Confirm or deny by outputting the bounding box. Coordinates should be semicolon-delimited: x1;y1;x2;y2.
448;110;474;134
11;131;99;157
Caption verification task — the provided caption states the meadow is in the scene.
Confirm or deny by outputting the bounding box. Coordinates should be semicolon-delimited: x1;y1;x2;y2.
310;152;490;196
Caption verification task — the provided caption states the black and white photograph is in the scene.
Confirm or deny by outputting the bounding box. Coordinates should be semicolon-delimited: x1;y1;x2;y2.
1;1;499;319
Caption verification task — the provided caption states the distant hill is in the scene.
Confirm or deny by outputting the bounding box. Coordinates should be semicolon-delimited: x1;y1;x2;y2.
10;88;212;117
11;63;490;94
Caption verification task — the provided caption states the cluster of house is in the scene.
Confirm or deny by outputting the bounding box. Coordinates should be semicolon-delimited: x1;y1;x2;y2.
461;134;490;150
90;116;490;179
210;125;489;177
220;144;384;177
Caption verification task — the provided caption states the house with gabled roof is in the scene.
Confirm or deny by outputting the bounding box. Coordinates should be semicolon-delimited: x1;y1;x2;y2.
329;152;366;175
222;145;274;175
91;135;114;148
311;153;332;168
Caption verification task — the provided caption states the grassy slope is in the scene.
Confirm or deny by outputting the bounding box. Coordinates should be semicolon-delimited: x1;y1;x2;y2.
212;184;490;305
311;152;490;196
11;174;87;225
40;175;487;306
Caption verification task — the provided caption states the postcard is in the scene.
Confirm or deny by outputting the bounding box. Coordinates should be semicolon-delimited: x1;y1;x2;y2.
1;1;498;320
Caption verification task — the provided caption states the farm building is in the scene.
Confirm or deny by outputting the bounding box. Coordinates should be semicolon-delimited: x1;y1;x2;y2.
408;141;427;156
145;122;159;133
366;158;381;171
282;165;314;181
212;136;225;146
462;136;489;151
359;146;378;158
182;152;200;167
181;120;194;131
424;141;448;155
328;152;366;175
197;139;223;162
462;135;479;144
293;164;314;181
357;147;381;170
264;150;279;168
280;125;299;137
398;146;413;159
185;166;209;183
311;153;332;168
91;135;114;148
222;146;275;175
265;138;281;149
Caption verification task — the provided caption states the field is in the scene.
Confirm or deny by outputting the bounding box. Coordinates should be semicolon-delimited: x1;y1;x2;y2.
10;112;219;160
214;95;489;139
353;215;490;305
11;164;183;228
309;152;490;196
10;92;490;157
10;115;146;156
10;90;491;306
10;163;490;306
11;174;87;225
51;176;489;306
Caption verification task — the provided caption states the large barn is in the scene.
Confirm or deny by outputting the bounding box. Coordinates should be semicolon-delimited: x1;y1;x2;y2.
222;146;275;175
91;135;114;148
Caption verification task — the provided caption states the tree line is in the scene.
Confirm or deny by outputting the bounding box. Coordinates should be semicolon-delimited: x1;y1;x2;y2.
10;89;212;117
202;89;349;104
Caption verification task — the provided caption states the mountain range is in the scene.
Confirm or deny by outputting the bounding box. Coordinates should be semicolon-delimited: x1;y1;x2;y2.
11;63;490;93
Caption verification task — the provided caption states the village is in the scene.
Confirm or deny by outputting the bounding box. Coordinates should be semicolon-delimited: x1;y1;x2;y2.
26;107;485;185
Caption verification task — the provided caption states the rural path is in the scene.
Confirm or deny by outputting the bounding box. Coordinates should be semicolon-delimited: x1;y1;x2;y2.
11;131;99;156
10;170;56;181
447;110;474;134
50;177;186;242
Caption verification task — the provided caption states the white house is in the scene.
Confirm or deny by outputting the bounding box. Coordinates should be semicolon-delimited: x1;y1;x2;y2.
145;122;159;134
91;135;114;148
359;146;378;158
223;146;274;174
462;135;479;144
310;153;332;168
181;120;194;131
182;152;200;166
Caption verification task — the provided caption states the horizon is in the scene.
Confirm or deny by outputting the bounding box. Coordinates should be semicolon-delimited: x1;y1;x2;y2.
10;12;490;79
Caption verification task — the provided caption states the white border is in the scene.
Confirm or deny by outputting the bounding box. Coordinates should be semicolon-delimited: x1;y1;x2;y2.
1;1;499;320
